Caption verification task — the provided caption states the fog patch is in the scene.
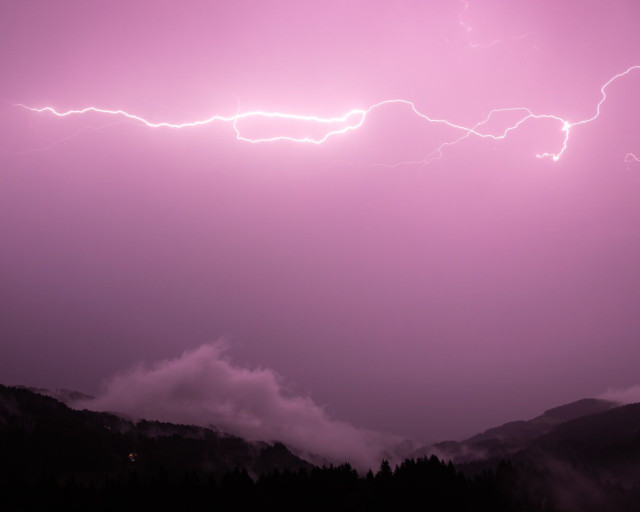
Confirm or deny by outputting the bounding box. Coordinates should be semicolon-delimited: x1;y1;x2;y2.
73;343;411;471
597;385;640;404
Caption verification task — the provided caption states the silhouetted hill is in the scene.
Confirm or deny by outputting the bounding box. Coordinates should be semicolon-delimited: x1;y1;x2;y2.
523;402;640;485
0;384;310;483
0;385;524;511
23;385;94;404
419;398;619;463
470;398;617;442
454;402;640;511
537;397;618;422
3;385;640;510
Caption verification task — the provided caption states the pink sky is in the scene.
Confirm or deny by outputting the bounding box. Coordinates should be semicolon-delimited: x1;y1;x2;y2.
1;0;640;447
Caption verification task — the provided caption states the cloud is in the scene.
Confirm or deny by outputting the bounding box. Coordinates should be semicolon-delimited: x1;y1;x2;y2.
597;385;640;405
73;343;410;471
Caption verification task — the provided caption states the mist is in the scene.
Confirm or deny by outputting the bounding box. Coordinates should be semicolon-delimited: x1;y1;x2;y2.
598;385;640;405
74;343;411;471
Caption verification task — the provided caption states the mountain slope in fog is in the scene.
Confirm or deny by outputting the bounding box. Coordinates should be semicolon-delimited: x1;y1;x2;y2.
420;398;619;462
0;384;310;481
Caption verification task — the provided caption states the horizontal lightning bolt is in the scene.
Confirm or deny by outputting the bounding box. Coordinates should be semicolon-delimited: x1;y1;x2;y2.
15;65;640;164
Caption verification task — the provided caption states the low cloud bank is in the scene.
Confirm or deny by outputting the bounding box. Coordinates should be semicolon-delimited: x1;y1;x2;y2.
74;343;411;471
597;385;640;405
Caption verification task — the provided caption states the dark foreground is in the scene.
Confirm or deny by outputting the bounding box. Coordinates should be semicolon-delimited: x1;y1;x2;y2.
2;385;640;511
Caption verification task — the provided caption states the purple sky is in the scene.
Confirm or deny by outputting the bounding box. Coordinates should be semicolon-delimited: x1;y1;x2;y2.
1;0;640;450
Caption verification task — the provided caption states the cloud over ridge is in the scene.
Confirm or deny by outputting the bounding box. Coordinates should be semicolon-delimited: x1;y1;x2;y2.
74;343;408;470
597;385;640;405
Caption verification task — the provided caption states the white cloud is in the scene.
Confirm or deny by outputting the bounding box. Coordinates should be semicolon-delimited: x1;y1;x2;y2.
73;343;409;471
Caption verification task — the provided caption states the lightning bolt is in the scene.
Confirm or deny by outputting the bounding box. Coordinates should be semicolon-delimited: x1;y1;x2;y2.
13;65;640;165
626;153;640;169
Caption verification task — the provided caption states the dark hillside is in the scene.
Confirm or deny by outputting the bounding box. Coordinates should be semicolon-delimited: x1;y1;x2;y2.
3;385;640;511
0;384;310;482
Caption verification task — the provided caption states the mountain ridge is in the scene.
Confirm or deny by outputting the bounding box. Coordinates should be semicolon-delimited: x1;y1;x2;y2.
0;384;311;481
414;397;620;463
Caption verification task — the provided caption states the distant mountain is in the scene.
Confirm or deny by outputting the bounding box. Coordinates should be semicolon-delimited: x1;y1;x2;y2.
0;384;310;482
522;402;640;486
21;385;94;404
469;402;640;512
3;385;640;510
417;398;619;463
410;399;640;511
539;397;618;422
